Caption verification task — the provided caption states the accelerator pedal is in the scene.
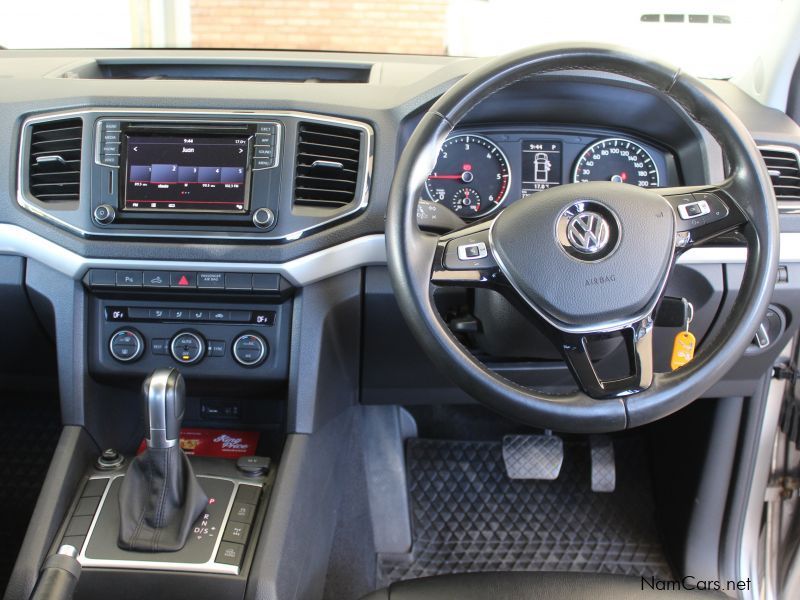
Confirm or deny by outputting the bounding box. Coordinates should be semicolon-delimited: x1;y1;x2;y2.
502;433;563;480
590;435;616;492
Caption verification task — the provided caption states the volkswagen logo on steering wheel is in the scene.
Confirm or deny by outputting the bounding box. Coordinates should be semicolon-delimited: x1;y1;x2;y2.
556;202;620;261
566;211;610;254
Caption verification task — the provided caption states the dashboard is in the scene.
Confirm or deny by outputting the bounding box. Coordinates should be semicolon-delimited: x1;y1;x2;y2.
0;49;797;271
425;127;676;219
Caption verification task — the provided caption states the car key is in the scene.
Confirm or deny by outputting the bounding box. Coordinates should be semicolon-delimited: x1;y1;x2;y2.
670;300;696;370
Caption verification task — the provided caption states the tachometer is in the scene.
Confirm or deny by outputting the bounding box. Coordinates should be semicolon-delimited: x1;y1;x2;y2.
573;138;660;188
425;134;510;218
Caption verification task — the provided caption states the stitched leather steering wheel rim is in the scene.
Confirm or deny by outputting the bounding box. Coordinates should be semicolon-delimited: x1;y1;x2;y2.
386;44;779;433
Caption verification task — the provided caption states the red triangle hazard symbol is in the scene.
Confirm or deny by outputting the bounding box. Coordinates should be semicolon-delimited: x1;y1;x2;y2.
178;275;189;286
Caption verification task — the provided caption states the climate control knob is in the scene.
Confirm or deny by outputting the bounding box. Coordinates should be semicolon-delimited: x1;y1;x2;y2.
232;333;268;367
170;331;206;365
109;328;144;362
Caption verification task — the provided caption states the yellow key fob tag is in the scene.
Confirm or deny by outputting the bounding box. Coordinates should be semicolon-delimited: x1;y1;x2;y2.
671;331;696;370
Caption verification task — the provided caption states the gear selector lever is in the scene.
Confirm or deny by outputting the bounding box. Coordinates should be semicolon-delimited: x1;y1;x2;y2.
117;368;208;552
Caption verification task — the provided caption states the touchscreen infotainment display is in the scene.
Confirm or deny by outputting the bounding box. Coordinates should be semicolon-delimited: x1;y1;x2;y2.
122;133;251;214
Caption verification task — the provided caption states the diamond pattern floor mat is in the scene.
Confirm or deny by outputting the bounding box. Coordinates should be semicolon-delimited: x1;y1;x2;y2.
377;437;672;586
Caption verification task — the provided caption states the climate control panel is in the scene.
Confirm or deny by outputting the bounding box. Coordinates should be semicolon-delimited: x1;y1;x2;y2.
90;298;290;382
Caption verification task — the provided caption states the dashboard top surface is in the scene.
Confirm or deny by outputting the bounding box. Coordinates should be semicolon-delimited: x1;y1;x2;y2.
0;49;799;266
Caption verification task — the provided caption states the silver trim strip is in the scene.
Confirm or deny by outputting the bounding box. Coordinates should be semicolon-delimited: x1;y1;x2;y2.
17;108;373;242
0;224;386;287
2;225;800;287
78;474;262;575
735;346;791;600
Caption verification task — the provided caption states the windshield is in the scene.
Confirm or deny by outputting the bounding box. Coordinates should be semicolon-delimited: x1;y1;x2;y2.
0;0;785;79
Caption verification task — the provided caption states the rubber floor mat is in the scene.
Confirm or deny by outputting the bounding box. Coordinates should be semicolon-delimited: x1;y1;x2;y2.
377;437;672;586
0;392;61;592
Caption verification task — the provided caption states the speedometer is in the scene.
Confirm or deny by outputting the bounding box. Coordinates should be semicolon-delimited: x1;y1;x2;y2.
425;134;510;218
573;138;660;188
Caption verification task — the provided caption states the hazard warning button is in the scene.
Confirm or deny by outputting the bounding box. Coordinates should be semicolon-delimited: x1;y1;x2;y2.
170;272;197;289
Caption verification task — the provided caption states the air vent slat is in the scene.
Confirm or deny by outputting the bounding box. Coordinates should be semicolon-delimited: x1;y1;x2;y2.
300;130;360;148
294;121;363;209
760;147;800;203
297;141;360;158
296;152;359;168
27;118;83;203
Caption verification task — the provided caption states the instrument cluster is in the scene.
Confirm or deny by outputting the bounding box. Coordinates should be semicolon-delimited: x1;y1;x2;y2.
425;128;675;219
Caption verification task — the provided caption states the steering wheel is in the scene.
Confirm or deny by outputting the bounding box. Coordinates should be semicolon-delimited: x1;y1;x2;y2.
386;44;779;433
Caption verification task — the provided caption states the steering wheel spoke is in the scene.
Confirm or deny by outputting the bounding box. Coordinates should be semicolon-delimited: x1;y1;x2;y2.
556;317;655;399
661;181;748;251
430;217;505;288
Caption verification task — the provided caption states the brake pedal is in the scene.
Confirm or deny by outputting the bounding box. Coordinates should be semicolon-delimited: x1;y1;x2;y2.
502;433;563;480
590;435;616;492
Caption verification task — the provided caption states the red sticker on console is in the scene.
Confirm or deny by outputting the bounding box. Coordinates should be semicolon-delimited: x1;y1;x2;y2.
138;428;260;457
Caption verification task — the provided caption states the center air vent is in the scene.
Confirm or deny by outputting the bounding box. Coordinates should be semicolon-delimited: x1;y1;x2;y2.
760;147;800;202
28;118;83;202
294;121;362;209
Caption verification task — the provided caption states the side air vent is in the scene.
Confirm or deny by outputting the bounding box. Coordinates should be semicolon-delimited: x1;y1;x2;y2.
760;147;800;202
28;118;83;202
294;121;362;209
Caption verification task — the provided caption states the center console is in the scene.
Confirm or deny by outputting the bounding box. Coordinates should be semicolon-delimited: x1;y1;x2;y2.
48;369;275;600
85;267;292;382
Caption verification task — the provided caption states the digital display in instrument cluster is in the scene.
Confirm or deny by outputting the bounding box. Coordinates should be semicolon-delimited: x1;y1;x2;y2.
521;141;562;196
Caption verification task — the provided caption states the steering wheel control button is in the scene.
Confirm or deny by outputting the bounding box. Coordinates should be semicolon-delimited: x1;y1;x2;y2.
233;334;268;367
170;331;206;365
677;199;710;220
670;192;729;231
109;329;144;362
457;242;488;261
444;232;496;271
93;203;116;224
555;202;620;262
